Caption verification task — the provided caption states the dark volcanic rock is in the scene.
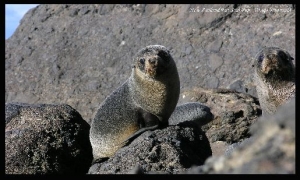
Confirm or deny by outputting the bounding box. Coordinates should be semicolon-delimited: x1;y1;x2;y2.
88;124;212;174
5;103;93;174
183;97;295;174
229;80;257;98
5;4;295;123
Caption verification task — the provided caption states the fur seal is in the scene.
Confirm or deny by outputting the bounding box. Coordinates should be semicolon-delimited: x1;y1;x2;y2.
90;45;180;162
253;47;295;116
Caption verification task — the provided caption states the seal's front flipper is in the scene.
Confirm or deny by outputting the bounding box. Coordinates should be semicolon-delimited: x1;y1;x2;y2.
120;108;164;147
120;124;159;147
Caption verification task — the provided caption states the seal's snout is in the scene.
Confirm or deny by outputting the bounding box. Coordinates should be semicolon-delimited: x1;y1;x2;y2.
145;58;158;78
261;58;276;74
259;52;284;75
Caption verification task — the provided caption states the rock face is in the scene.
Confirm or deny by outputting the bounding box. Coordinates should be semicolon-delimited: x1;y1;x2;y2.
5;103;93;174
88;124;212;174
5;4;295;123
184;97;295;174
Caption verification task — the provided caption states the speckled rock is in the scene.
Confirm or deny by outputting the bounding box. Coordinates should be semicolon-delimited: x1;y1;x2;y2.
182;97;295;174
179;87;261;144
5;103;93;174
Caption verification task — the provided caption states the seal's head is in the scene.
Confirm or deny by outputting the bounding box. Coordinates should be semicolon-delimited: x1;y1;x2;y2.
254;47;295;82
133;45;174;79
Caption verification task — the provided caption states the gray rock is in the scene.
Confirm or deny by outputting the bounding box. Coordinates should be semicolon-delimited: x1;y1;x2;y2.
208;54;223;72
205;75;219;89
224;137;253;156
208;40;223;53
229;80;245;93
5;103;93;174
88;125;212;174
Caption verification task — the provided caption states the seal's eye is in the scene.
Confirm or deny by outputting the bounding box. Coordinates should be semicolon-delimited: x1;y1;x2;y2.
258;54;264;63
139;58;145;65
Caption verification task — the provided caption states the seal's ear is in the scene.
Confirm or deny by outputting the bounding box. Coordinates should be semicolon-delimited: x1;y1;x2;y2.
158;50;170;63
158;50;169;58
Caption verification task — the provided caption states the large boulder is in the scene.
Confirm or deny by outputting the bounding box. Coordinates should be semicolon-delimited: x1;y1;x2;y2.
5;103;93;174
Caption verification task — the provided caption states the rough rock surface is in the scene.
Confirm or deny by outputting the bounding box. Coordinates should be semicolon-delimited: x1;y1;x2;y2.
5;4;295;123
5;103;93;174
88;124;212;174
179;87;261;144
183;97;295;174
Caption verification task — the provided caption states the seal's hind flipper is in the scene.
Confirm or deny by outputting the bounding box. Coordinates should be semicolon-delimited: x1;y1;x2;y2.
91;157;109;165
